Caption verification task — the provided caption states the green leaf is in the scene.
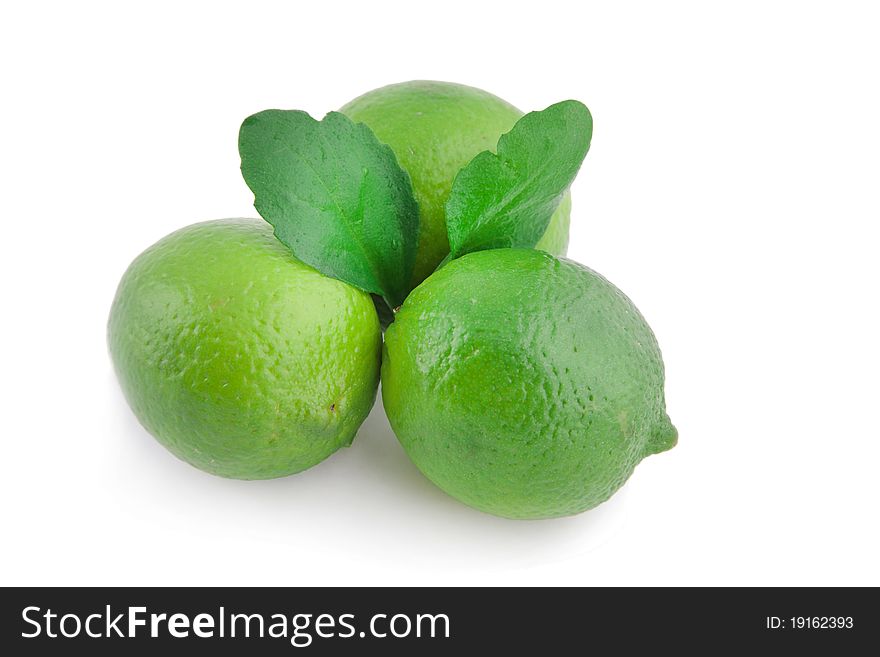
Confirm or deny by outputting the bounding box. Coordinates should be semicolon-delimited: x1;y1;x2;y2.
445;100;592;258
239;110;418;307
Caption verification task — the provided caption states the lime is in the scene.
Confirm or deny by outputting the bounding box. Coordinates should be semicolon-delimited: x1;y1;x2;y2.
108;218;381;479
341;80;571;289
381;248;676;519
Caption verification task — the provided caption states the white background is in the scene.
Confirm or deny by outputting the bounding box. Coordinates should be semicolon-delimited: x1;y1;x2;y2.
1;1;878;586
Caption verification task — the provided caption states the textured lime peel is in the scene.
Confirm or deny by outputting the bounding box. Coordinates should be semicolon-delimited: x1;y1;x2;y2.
239;110;419;308
341;81;574;291
108;219;382;479
382;249;676;519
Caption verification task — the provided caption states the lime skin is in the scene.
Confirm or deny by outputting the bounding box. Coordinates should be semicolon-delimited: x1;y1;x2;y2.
381;248;677;519
341;80;571;291
108;218;382;479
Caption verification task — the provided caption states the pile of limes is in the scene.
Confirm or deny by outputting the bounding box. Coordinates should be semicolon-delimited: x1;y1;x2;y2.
109;81;676;519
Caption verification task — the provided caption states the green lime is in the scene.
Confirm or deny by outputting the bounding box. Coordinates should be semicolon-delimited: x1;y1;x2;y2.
382;248;676;519
341;80;571;290
108;218;381;479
